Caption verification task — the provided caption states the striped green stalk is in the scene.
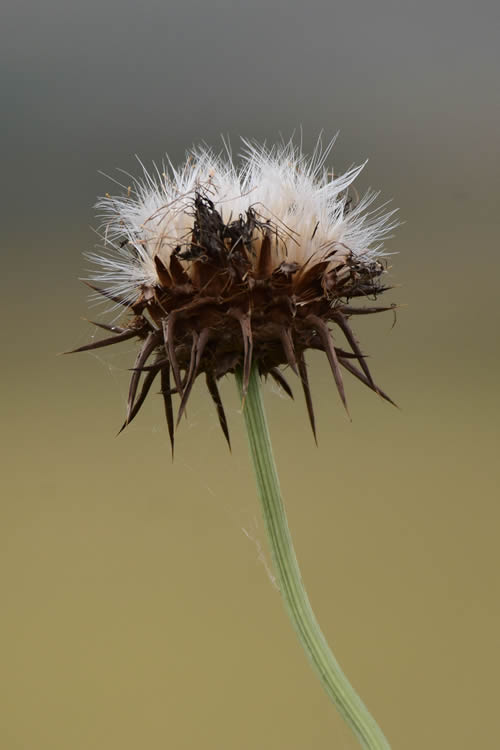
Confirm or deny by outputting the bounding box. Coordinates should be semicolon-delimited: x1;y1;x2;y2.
236;365;390;750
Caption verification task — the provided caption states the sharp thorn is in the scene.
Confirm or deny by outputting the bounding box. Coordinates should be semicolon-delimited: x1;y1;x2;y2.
116;361;161;435
206;372;231;451
160;364;175;458
125;331;160;425
268;367;294;399
334;312;375;388
308;314;350;418
63;329;136;354
83;319;129;334
338;357;398;408
297;350;317;444
338;304;398;316
175;328;210;427
162;314;183;398
279;326;299;375
83;281;140;310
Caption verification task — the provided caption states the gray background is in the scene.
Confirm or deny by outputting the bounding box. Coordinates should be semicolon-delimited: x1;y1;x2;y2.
2;1;499;748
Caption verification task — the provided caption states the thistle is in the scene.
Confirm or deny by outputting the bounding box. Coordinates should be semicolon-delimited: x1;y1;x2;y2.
73;139;397;451
70;138;398;749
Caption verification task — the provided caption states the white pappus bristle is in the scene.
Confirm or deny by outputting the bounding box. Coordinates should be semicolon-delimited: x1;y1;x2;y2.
87;137;398;304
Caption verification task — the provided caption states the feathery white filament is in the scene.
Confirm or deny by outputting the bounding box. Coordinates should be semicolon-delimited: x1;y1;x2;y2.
88;138;398;303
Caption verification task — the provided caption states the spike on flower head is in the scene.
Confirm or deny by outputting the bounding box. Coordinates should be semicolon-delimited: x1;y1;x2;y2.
74;138;399;451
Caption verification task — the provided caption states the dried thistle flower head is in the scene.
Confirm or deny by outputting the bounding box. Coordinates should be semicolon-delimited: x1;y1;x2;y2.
73;138;398;451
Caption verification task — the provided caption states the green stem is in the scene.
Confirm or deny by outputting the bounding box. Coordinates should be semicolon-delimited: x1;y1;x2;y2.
236;365;390;750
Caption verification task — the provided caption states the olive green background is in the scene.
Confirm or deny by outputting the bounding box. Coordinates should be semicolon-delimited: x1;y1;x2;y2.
2;1;499;748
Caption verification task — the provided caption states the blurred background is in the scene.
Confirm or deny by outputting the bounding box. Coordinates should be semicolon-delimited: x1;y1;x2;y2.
2;1;499;748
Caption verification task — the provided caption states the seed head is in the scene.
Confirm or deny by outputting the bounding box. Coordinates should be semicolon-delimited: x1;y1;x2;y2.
71;138;398;452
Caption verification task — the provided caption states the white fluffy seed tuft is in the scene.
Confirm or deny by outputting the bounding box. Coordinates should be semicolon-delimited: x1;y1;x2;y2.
87;137;398;304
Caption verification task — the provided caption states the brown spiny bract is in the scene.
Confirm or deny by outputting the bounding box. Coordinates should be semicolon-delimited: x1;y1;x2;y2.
71;140;398;452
